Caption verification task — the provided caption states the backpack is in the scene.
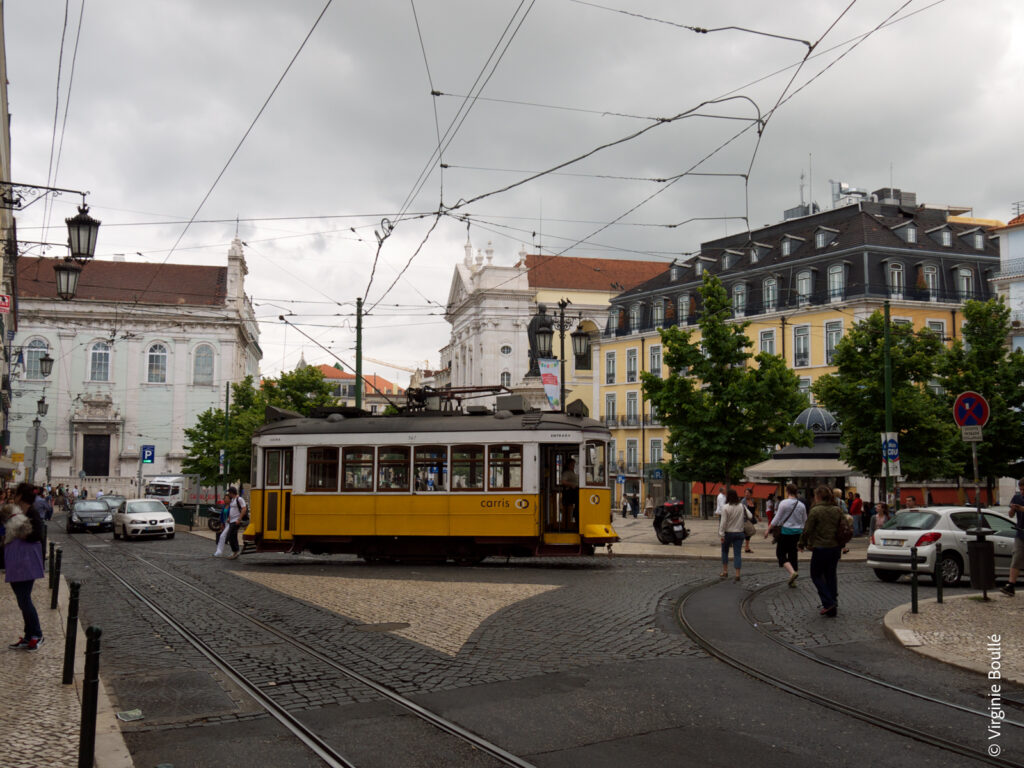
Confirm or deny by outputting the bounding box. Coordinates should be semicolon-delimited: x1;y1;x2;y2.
836;513;854;547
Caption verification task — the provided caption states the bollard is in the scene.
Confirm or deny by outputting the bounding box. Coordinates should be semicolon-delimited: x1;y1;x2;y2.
48;541;56;588
41;520;48;564
910;545;919;614
50;548;62;610
78;626;102;768
63;582;81;685
935;543;943;604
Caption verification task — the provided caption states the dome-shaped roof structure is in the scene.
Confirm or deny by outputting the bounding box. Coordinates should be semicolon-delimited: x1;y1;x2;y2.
793;406;840;435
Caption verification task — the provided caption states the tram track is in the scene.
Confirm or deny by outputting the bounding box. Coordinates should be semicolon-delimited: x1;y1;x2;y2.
676;578;1024;768
739;579;1024;730
63;532;536;768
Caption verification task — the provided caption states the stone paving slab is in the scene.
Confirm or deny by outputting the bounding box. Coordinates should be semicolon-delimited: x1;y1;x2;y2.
0;570;132;768
883;592;1024;684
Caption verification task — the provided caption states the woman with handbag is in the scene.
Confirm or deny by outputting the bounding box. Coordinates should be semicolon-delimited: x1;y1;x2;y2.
719;488;747;582
742;488;758;553
764;483;807;587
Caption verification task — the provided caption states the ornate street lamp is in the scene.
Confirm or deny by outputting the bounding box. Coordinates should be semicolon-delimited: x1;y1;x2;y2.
37;396;48;417
53;257;83;301
39;351;54;378
65;204;101;265
532;299;591;412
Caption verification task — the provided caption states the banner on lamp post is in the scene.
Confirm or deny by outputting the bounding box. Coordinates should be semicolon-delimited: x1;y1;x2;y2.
880;431;901;477
538;359;561;410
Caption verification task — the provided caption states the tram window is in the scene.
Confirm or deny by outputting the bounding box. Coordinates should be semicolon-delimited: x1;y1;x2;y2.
584;440;607;487
451;444;484;491
378;446;411;492
266;452;281;485
306;447;339;492
342;446;374;491
251;446;258;487
414;446;448;491
283;449;293;486
488;444;523;490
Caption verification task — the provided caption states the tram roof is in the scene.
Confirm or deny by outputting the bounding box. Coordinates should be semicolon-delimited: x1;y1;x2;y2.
254;409;611;438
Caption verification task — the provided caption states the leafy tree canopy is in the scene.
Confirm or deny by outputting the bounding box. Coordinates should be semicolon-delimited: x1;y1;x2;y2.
642;273;811;485
812;310;958;481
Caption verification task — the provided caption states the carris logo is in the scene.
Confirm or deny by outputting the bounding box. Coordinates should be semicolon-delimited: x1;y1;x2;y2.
515;498;530;509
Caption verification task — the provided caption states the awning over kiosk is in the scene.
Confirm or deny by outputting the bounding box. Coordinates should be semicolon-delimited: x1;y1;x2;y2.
744;457;854;479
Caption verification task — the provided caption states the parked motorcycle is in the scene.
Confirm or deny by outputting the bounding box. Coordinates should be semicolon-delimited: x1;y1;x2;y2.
653;500;689;545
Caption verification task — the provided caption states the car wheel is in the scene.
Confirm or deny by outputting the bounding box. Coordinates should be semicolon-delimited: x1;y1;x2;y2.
873;568;901;583
936;552;963;587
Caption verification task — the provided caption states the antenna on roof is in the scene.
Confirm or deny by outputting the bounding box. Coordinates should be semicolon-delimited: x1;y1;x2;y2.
235;216;240;237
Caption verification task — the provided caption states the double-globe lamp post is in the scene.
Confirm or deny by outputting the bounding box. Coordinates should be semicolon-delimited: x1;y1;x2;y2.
534;298;590;412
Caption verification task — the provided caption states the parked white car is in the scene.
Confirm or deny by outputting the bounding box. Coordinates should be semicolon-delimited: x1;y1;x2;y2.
866;506;1017;587
113;498;176;540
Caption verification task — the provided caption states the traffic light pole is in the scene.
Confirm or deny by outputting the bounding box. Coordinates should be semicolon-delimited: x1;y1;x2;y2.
883;301;896;510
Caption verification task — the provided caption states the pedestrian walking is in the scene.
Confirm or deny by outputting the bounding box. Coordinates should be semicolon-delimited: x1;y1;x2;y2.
849;492;864;536
764;483;806;587
5;483;45;650
798;485;844;618
643;496;654;518
212;500;231;557
1001;479;1024;596
222;487;247;560
621;496;629;519
742;488;757;553
719;488;746;582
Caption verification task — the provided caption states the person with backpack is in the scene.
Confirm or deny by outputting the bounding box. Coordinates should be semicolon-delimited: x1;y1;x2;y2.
798;485;845;618
222;487;248;561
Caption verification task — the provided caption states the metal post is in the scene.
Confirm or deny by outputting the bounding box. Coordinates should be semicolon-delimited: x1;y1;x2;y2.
50;548;62;610
63;582;81;685
558;301;567;411
355;297;363;409
78;626;102;768
48;541;55;584
30;417;41;485
935;543;943;604
883;301;896;510
910;545;919;614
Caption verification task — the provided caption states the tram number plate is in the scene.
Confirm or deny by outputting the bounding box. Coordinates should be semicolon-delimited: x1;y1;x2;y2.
672;525;683;532
882;539;901;547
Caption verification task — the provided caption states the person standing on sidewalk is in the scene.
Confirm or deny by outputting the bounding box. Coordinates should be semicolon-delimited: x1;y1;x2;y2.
764;483;806;587
5;483;45;650
223;487;248;561
1001;479;1024;596
742;488;757;553
798;485;843;618
719;488;746;582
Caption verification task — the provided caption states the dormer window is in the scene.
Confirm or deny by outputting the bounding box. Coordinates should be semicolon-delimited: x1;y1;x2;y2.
781;239;792;257
974;232;984;250
941;230;952;247
749;247;758;264
695;261;704;276
670;265;681;281
906;226;917;244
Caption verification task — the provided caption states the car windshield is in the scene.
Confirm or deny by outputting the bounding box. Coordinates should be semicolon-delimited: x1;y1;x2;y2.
126;500;169;515
74;501;108;513
144;484;176;497
883;510;939;530
102;496;125;507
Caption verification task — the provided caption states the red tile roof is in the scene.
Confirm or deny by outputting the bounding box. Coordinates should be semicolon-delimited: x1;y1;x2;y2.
1008;213;1024;227
316;364;355;381
524;254;667;292
314;364;403;394
17;257;226;305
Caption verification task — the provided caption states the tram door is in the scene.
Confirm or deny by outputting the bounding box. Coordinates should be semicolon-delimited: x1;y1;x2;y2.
540;444;578;534
263;448;293;542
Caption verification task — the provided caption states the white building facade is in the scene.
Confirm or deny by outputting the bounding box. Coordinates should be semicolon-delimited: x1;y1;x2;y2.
13;238;260;489
991;213;1024;352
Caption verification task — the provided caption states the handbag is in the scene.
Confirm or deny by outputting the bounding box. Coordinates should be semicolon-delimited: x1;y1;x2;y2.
743;520;756;537
769;499;800;544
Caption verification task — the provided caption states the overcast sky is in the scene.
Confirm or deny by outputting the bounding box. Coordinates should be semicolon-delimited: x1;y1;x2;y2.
6;0;1022;384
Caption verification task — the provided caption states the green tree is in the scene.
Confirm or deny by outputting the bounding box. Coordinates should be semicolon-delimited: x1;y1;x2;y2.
938;298;1024;492
812;311;958;482
642;273;811;486
182;369;337;486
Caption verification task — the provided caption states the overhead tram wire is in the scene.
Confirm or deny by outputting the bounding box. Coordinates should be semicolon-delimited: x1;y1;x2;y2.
41;0;71;243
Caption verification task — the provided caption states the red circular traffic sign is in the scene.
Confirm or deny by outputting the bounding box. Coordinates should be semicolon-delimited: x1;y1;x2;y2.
953;391;989;427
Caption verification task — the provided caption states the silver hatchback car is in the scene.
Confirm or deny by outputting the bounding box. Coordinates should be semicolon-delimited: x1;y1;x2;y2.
866;506;1017;587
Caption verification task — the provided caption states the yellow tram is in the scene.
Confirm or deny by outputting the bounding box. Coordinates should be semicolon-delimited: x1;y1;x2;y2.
244;405;619;562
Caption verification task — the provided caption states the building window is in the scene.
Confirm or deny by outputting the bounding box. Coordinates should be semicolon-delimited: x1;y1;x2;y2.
90;342;110;382
825;320;842;365
958;268;974;299
649;404;660;425
626;349;638;383
749;247;759;264
306;447;340;491
794;325;810;367
607;308;619;331
500;371;511;388
906;226;917;244
941;230;952;247
626;392;639;425
629;304;641;331
670;265;681;281
760;329;775;355
626;439;638;474
923;265;938;297
974;232;985;250
799;377;812;399
147;343;168;383
609;439;617;473
815;231;828;248
193;344;214;385
650;345;662;377
678;294;690;324
605;351;616;384
25;339;48;380
827;264;844;300
732;283;746;316
500;344;512;355
763;278;777;312
694;262;704;276
796;270;812;305
926;320;946;338
782;239;792;257
605;393;617;423
888;262;904;298
650;439;662;465
652;301;664;328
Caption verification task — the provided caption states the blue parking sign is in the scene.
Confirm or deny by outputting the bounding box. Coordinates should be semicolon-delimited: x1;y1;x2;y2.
141;444;155;464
